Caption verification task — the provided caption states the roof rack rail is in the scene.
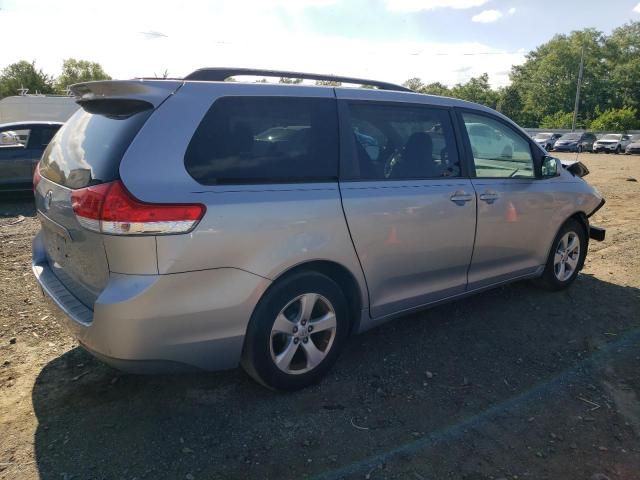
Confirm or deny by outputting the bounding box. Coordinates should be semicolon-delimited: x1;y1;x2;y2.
183;68;412;92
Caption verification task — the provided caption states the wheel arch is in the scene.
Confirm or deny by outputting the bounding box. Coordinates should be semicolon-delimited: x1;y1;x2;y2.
546;212;590;272
267;260;365;336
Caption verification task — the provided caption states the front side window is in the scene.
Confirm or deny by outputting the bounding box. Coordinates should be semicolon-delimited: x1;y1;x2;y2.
346;103;460;180
462;112;534;179
185;96;338;185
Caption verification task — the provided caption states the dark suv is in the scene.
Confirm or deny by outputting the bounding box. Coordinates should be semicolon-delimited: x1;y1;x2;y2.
552;132;597;153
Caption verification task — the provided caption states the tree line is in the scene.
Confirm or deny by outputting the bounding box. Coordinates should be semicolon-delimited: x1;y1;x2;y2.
403;21;640;131
0;59;111;97
2;21;638;131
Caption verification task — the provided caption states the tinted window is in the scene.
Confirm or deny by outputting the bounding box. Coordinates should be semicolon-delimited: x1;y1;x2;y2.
39;126;61;146
462;112;534;179
0;128;28;148
185;96;338;185
40;105;152;189
346;103;460;180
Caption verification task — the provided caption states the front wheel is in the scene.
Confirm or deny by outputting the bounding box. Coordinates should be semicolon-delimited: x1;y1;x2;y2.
536;219;587;291
241;271;350;391
577;145;583;153
615;146;621;154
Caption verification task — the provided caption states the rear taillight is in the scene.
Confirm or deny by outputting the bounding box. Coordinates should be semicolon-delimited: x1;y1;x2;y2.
33;163;42;191
71;180;205;235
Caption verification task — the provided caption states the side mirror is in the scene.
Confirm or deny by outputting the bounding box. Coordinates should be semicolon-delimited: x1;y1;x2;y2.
541;155;560;178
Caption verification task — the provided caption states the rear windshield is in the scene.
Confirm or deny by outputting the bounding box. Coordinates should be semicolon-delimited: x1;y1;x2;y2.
185;96;338;185
39;102;152;189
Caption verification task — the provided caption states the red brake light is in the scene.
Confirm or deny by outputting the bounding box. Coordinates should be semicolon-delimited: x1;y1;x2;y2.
71;180;205;235
32;163;42;191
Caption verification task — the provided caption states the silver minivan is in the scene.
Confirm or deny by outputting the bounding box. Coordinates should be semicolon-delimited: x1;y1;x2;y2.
32;68;605;390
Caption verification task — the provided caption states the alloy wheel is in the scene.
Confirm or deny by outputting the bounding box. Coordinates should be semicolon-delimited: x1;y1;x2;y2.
554;232;580;282
270;293;337;375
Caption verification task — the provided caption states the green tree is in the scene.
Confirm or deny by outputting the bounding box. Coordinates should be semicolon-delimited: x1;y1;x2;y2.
450;73;499;108
279;77;303;84
496;84;526;124
402;77;424;91
55;58;111;93
539;111;575;129
0;60;54;98
507;28;609;126
603;22;640;113
420;82;451;97
315;80;342;86
590;107;639;131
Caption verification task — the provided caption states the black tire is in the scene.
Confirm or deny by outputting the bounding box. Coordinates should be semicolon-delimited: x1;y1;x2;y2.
536;218;587;291
577;145;583;153
615;146;621;154
241;271;350;391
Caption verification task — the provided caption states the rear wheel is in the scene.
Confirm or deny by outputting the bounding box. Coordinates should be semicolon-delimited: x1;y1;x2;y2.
241;271;349;391
536;219;587;291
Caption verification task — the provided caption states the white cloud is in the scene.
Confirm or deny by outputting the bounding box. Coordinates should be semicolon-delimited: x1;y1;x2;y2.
472;9;503;23
634;2;640;13
507;7;516;15
384;0;488;13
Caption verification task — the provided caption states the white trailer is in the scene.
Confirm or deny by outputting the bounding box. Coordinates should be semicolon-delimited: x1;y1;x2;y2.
0;95;79;123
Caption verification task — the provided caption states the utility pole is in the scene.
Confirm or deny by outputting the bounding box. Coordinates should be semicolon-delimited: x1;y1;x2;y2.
572;45;585;132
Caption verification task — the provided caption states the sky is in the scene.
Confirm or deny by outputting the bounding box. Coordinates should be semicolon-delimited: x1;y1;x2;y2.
0;0;639;89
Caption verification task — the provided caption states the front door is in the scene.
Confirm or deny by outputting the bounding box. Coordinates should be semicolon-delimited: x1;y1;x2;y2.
459;110;556;289
338;99;476;318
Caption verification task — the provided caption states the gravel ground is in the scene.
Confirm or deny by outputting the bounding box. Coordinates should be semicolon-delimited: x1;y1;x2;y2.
0;152;639;480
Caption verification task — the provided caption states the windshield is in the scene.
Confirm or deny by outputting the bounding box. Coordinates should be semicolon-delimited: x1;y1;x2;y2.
534;133;552;140
560;133;581;141
601;134;622;141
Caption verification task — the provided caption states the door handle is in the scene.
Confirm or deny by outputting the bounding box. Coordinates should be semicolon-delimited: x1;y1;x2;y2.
479;190;499;204
450;191;473;205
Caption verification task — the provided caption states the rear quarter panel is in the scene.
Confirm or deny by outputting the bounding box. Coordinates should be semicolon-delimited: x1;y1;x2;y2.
119;82;368;307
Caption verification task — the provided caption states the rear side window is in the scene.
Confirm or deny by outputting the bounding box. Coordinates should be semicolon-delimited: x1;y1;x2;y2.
39;102;152;189
185;96;338;185
345;103;461;180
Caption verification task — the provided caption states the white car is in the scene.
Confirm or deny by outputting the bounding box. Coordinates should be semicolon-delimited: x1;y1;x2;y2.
592;134;632;154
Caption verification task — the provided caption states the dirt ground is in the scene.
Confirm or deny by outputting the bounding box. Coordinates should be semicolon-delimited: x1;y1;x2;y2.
0;152;639;480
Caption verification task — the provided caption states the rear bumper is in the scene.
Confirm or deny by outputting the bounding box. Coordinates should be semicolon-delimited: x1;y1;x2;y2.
32;232;270;373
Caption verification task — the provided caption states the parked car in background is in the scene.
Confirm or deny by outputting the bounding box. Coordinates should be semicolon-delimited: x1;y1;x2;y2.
0;94;79;123
0;121;63;192
533;132;562;151
32;69;605;391
625;134;640;155
553;132;597;152
593;133;632;154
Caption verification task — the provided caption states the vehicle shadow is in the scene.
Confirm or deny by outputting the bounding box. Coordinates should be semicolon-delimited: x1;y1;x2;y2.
31;274;640;479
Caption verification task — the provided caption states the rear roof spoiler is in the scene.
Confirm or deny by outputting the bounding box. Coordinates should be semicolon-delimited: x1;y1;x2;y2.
70;80;183;109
